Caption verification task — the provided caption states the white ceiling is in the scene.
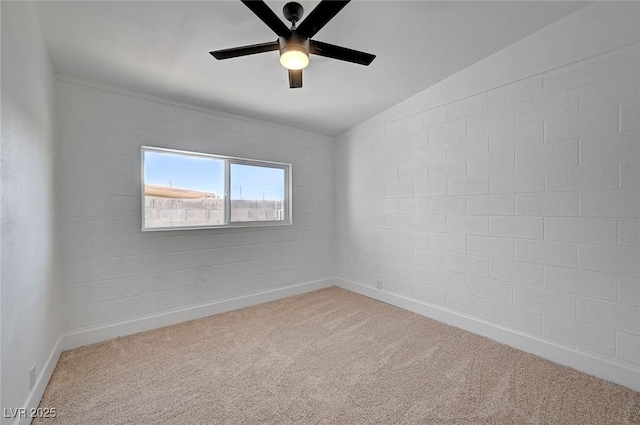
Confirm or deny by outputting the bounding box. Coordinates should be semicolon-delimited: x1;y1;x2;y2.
33;1;588;136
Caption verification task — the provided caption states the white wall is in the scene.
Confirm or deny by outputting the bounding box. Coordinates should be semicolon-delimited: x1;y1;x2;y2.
2;1;639;417
55;77;334;335
1;2;62;422
335;2;640;389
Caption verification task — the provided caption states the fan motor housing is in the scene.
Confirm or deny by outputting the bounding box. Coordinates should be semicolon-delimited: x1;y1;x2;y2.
278;33;310;55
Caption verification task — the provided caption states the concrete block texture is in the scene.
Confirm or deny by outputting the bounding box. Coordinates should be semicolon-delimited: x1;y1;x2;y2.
57;81;335;332
335;37;640;369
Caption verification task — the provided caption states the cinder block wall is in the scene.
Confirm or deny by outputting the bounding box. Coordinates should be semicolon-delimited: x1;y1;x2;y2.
335;14;639;372
56;79;334;331
144;198;285;227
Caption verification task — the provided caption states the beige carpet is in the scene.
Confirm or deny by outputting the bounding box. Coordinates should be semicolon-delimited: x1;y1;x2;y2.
37;287;640;424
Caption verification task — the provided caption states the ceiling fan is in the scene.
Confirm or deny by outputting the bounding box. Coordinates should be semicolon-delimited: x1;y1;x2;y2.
210;0;376;89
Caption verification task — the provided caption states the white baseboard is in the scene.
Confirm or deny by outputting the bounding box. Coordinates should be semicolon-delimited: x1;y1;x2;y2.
335;277;640;393
12;279;333;425
13;337;63;425
14;275;638;425
60;279;334;351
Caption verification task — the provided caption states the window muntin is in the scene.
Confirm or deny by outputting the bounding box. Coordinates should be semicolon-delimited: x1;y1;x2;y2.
142;147;291;231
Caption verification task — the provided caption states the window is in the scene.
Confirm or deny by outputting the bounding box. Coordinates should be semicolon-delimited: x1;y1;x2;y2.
142;146;291;231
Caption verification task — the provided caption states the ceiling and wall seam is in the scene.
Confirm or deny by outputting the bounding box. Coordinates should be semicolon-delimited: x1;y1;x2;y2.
336;39;640;140
32;1;590;136
55;75;334;141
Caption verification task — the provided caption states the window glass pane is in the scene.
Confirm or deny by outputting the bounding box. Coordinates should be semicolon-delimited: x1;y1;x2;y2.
144;150;224;229
230;163;286;222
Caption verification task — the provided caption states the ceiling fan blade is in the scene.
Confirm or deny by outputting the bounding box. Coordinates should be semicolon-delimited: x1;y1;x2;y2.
241;0;290;37
296;1;350;39
310;40;375;65
210;41;279;60
288;69;302;88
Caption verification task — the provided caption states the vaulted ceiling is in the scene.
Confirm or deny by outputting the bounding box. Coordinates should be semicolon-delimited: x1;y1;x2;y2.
33;1;588;135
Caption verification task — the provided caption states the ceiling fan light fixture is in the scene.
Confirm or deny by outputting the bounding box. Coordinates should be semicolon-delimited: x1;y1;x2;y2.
278;35;310;70
210;1;376;88
279;44;309;70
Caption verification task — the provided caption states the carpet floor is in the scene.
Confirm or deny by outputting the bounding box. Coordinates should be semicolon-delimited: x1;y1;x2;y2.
36;287;640;424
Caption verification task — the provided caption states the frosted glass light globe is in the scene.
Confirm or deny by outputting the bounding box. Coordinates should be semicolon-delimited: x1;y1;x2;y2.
280;48;309;70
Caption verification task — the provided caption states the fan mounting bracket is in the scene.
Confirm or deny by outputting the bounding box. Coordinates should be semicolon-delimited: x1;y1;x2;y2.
283;2;304;27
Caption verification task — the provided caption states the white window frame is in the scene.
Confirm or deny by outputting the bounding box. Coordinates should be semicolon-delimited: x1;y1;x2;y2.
141;146;292;231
